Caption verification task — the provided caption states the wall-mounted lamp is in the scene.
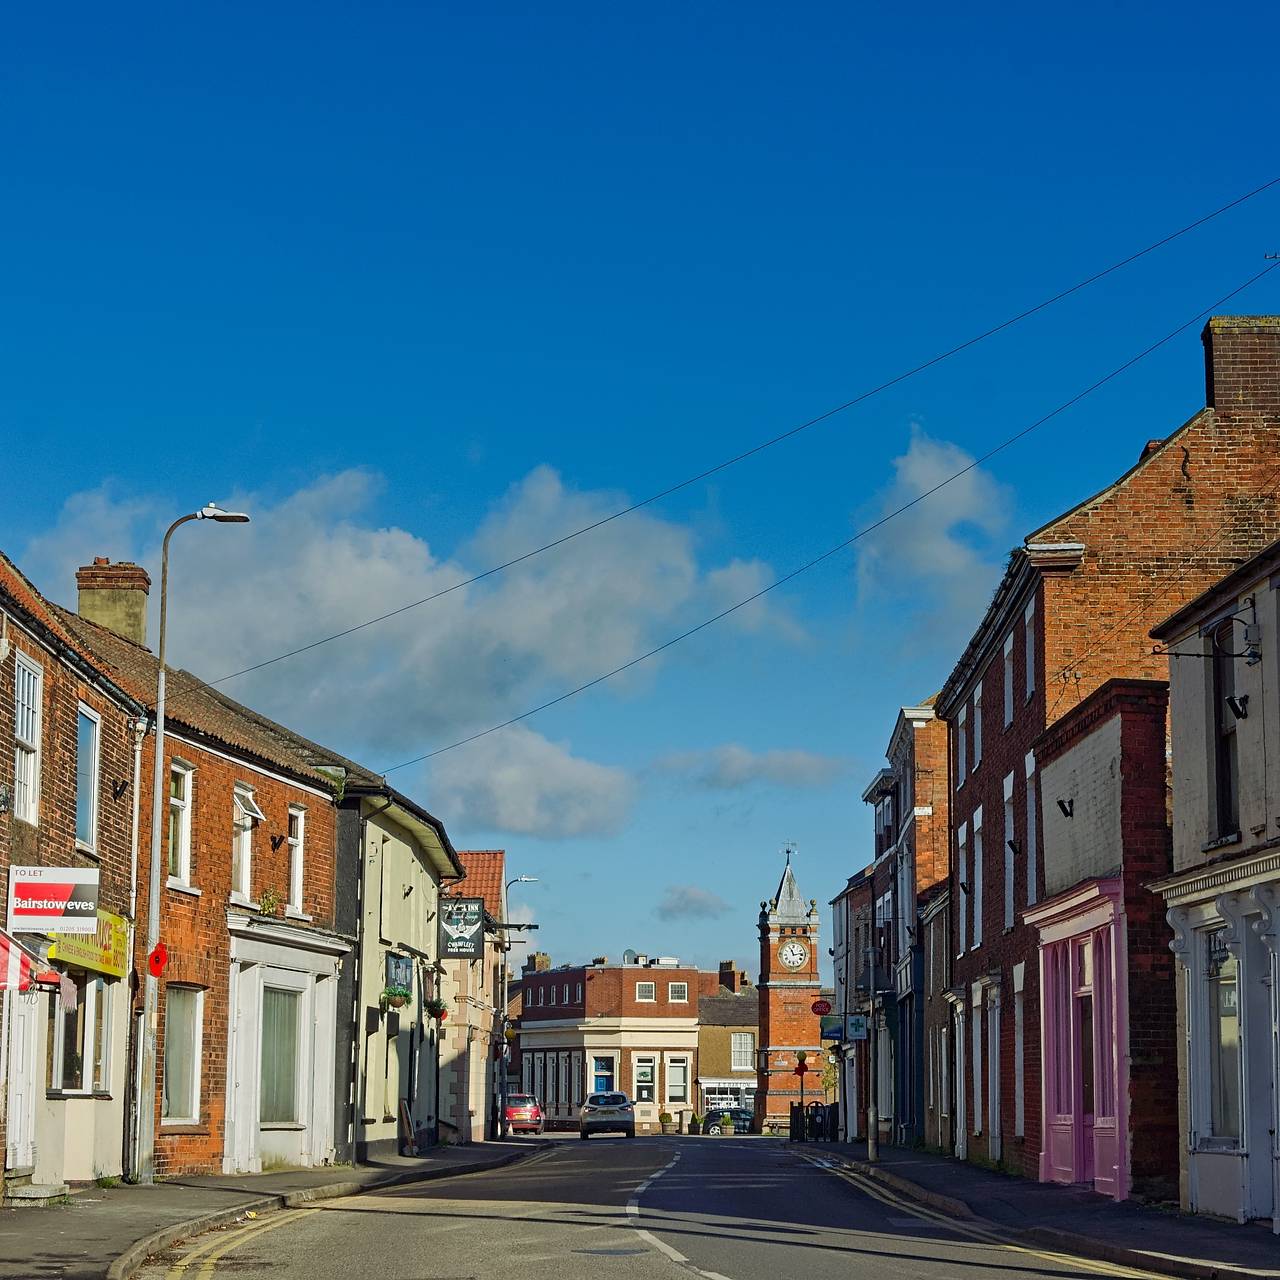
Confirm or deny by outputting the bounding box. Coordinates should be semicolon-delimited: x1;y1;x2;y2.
1057;798;1074;818
1226;694;1249;721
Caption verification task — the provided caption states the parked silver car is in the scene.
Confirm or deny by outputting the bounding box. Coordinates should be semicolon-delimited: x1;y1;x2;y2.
579;1091;636;1139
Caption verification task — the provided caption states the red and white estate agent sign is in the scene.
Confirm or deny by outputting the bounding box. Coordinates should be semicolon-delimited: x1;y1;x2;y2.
6;866;100;935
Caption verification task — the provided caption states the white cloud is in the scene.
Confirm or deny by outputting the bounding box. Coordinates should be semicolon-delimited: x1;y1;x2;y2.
655;884;731;920
657;743;846;790
19;465;808;840
856;425;1012;636
430;725;633;838
702;558;807;643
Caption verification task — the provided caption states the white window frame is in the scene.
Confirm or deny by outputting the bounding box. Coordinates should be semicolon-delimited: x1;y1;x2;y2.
537;985;544;1006
13;651;42;825
633;1053;657;1103
635;981;656;1003
665;1054;690;1104
971;991;984;1135
48;972;111;1094
549;984;557;1005
730;1032;755;1071
1025;752;1038;907
1003;772;1015;929
1024;598;1036;701
668;981;689;1003
956;705;968;786
75;702;101;853
1013;963;1026;1137
1003;632;1015;726
958;823;969;954
286;805;306;913
973;681;983;767
563;982;569;1004
972;807;984;949
167;761;195;887
162;985;204;1125
575;982;583;1002
232;784;263;904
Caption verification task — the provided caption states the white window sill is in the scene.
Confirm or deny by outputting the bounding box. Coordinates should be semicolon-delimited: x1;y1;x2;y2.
230;893;260;910
284;906;313;922
75;841;100;860
167;879;202;897
260;1121;305;1132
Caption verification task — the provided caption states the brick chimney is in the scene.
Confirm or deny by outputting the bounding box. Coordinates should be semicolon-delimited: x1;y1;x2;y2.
1203;316;1280;414
718;960;748;993
76;558;151;646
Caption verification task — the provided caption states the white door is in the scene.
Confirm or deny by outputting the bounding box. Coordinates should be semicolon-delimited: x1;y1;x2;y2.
5;990;39;1169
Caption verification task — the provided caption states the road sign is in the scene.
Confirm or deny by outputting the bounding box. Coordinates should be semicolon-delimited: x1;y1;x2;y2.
811;998;832;1016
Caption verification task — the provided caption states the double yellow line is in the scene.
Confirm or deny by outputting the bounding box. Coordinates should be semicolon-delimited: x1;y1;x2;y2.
163;1207;319;1280
797;1154;1162;1280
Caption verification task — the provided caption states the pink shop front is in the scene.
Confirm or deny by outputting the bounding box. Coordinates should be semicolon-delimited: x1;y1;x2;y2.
1026;879;1130;1199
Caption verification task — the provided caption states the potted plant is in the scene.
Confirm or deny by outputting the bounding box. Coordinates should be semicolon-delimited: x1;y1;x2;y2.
382;983;411;1010
719;1113;736;1135
658;1111;677;1135
688;1111;703;1136
424;996;449;1021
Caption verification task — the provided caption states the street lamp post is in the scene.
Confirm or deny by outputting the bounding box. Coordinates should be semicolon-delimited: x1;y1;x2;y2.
136;503;249;1184
498;876;538;1136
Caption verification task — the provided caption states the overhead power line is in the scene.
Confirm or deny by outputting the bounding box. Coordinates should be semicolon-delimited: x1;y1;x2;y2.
379;260;1280;774
190;176;1280;697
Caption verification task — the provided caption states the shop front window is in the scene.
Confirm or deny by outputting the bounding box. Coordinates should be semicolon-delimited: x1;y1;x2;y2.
47;973;111;1093
634;1055;656;1103
592;1055;615;1092
1204;929;1240;1143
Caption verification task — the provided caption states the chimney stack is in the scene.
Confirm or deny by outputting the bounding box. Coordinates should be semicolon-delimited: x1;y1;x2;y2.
76;558;151;646
1203;316;1280;414
718;960;748;993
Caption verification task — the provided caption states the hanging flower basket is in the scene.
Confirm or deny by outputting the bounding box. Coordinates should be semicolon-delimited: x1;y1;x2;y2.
424;997;449;1020
381;984;411;1010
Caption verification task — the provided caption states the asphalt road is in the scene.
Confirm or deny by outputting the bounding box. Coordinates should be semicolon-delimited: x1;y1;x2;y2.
139;1136;1162;1280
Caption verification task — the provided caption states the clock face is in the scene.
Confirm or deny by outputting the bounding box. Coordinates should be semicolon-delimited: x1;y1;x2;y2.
779;940;809;970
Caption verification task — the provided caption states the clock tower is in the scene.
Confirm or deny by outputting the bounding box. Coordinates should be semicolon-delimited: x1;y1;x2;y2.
755;852;822;1131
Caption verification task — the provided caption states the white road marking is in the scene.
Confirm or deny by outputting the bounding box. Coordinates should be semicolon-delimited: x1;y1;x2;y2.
625;1149;735;1280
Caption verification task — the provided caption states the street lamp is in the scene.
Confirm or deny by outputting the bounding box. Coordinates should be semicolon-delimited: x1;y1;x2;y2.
499;876;538;1136
136;503;249;1183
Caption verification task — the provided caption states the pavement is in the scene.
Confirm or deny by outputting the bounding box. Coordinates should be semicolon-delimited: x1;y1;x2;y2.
0;1138;545;1280
798;1141;1280;1280
118;1133;1277;1280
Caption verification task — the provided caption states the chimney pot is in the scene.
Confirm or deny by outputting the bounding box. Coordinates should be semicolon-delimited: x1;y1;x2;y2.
76;559;151;646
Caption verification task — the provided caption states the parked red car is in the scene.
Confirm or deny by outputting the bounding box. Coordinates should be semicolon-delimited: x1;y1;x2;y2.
504;1094;545;1134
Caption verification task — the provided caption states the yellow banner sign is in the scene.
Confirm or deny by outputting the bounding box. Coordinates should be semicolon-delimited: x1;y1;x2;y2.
49;909;129;978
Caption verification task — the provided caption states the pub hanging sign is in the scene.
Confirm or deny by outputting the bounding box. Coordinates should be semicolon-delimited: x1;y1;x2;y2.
439;897;485;960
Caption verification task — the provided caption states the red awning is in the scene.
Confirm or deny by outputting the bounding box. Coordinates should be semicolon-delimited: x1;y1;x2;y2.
0;928;57;992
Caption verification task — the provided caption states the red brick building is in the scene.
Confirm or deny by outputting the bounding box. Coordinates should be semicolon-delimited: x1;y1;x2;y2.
937;315;1280;1179
59;563;350;1176
755;858;823;1133
1025;679;1176;1201
517;952;718;1132
1;553;144;1197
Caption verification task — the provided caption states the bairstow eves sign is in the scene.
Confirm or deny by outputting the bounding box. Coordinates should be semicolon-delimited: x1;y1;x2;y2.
7;866;100;935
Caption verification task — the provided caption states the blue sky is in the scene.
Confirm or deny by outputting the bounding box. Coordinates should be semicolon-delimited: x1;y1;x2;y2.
5;3;1279;978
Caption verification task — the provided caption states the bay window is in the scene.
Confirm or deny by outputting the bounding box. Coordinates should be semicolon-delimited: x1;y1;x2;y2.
47;972;111;1093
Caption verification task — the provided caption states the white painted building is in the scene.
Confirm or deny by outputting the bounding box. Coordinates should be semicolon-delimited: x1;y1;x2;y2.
1152;537;1280;1232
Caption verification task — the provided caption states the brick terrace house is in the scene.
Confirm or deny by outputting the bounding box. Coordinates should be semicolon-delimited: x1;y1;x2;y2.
440;850;508;1142
831;866;872;1142
1024;679;1176;1202
1;552;144;1197
517;952;717;1132
860;699;950;1146
696;962;757;1113
920;883;953;1153
1152;536;1280;1231
59;563;351;1176
936;315;1280;1179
